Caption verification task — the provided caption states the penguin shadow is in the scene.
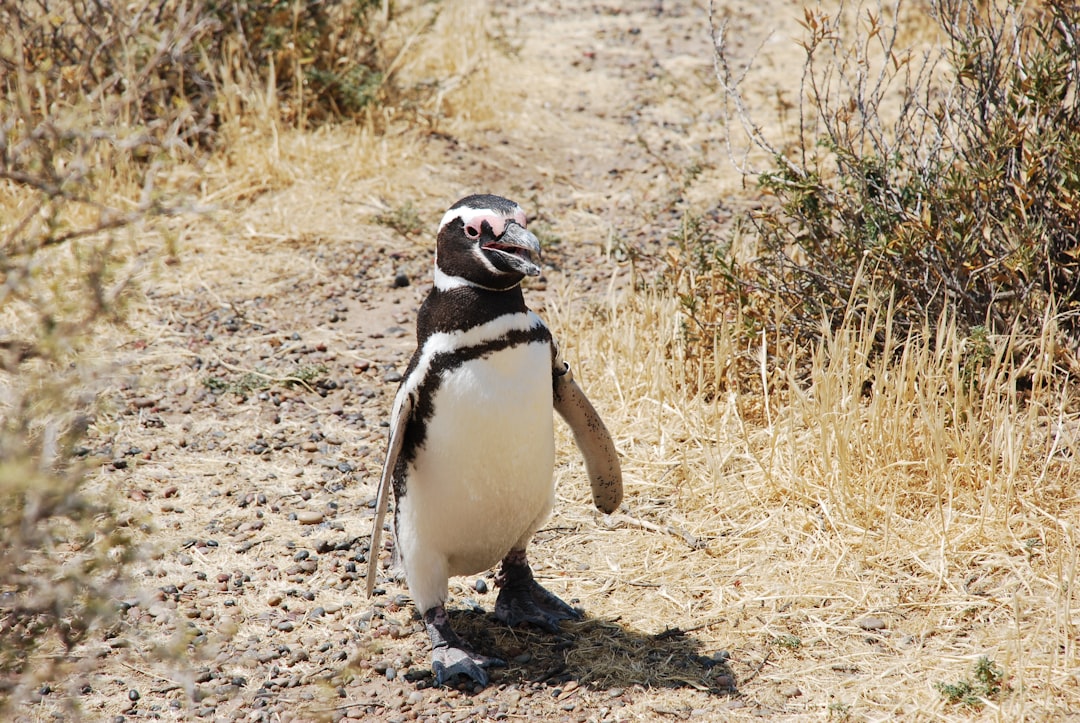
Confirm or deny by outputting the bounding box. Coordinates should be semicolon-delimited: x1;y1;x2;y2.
446;605;738;696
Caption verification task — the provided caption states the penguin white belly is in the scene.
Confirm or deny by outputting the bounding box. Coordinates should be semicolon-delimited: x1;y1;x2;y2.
399;340;555;586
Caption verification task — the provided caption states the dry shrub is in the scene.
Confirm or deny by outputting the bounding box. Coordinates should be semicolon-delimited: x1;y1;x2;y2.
202;0;387;126
1;0;219;150
706;0;1080;353
2;0;397;143
0;2;208;710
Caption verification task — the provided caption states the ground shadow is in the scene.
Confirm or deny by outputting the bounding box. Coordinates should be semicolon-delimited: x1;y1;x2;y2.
446;607;738;696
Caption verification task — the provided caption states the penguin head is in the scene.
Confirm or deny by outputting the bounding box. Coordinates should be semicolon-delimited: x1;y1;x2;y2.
435;194;541;291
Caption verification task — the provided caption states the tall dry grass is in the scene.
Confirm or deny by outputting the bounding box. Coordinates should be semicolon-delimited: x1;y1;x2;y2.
546;276;1078;716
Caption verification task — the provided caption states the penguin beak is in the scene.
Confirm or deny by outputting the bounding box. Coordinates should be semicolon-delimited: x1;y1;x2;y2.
482;222;542;277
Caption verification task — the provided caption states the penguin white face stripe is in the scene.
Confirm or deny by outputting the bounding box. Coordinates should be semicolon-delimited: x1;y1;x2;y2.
433;267;509;292
439;204;527;235
435;244;515;285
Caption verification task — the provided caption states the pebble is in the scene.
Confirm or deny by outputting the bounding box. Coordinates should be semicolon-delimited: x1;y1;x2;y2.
780;685;802;698
857;616;886;631
296;510;324;525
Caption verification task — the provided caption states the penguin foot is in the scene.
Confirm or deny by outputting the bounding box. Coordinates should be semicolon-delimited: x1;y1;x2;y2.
431;645;503;687
424;606;505;687
494;551;583;633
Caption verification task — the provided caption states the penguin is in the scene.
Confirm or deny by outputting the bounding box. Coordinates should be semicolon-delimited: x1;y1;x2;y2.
365;194;622;687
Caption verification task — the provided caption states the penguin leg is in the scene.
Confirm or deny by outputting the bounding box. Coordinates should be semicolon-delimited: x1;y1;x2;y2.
493;548;583;632
424;606;506;687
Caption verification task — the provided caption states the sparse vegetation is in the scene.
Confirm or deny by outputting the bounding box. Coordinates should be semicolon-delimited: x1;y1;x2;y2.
935;656;1008;709
202;364;328;398
374;201;426;239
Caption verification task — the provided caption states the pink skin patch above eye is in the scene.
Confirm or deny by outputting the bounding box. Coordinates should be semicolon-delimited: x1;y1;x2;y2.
439;206;527;238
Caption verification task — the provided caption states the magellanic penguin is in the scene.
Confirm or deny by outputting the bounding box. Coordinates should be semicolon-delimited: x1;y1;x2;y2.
366;194;622;687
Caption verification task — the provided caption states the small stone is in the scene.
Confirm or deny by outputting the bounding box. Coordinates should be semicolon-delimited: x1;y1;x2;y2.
393;272;410;288
268;594;283;607
407;691;423;706
713;673;737;691
276;621;294;632
780;685;802;698
474;579;488;594
856;616;886;631
296;510;324;525
383;370;403;383
128;689;140;702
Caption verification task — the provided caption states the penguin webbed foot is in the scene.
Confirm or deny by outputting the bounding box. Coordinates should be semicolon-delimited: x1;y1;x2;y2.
430;645;503;687
494;551;583;633
424;606;505;687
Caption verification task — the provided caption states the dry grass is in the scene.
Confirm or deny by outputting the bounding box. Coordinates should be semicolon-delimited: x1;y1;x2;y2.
542;280;1080;718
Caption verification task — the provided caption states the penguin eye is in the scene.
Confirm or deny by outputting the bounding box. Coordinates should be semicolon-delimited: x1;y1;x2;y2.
464;224;481;239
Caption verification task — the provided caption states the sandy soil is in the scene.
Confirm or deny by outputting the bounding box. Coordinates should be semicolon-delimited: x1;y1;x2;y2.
20;0;834;721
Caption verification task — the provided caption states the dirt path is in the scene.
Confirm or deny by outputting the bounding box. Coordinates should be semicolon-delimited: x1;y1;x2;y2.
23;1;809;721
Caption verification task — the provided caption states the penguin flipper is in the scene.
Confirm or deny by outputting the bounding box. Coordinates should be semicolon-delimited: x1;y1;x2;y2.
552;361;622;513
366;389;413;598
